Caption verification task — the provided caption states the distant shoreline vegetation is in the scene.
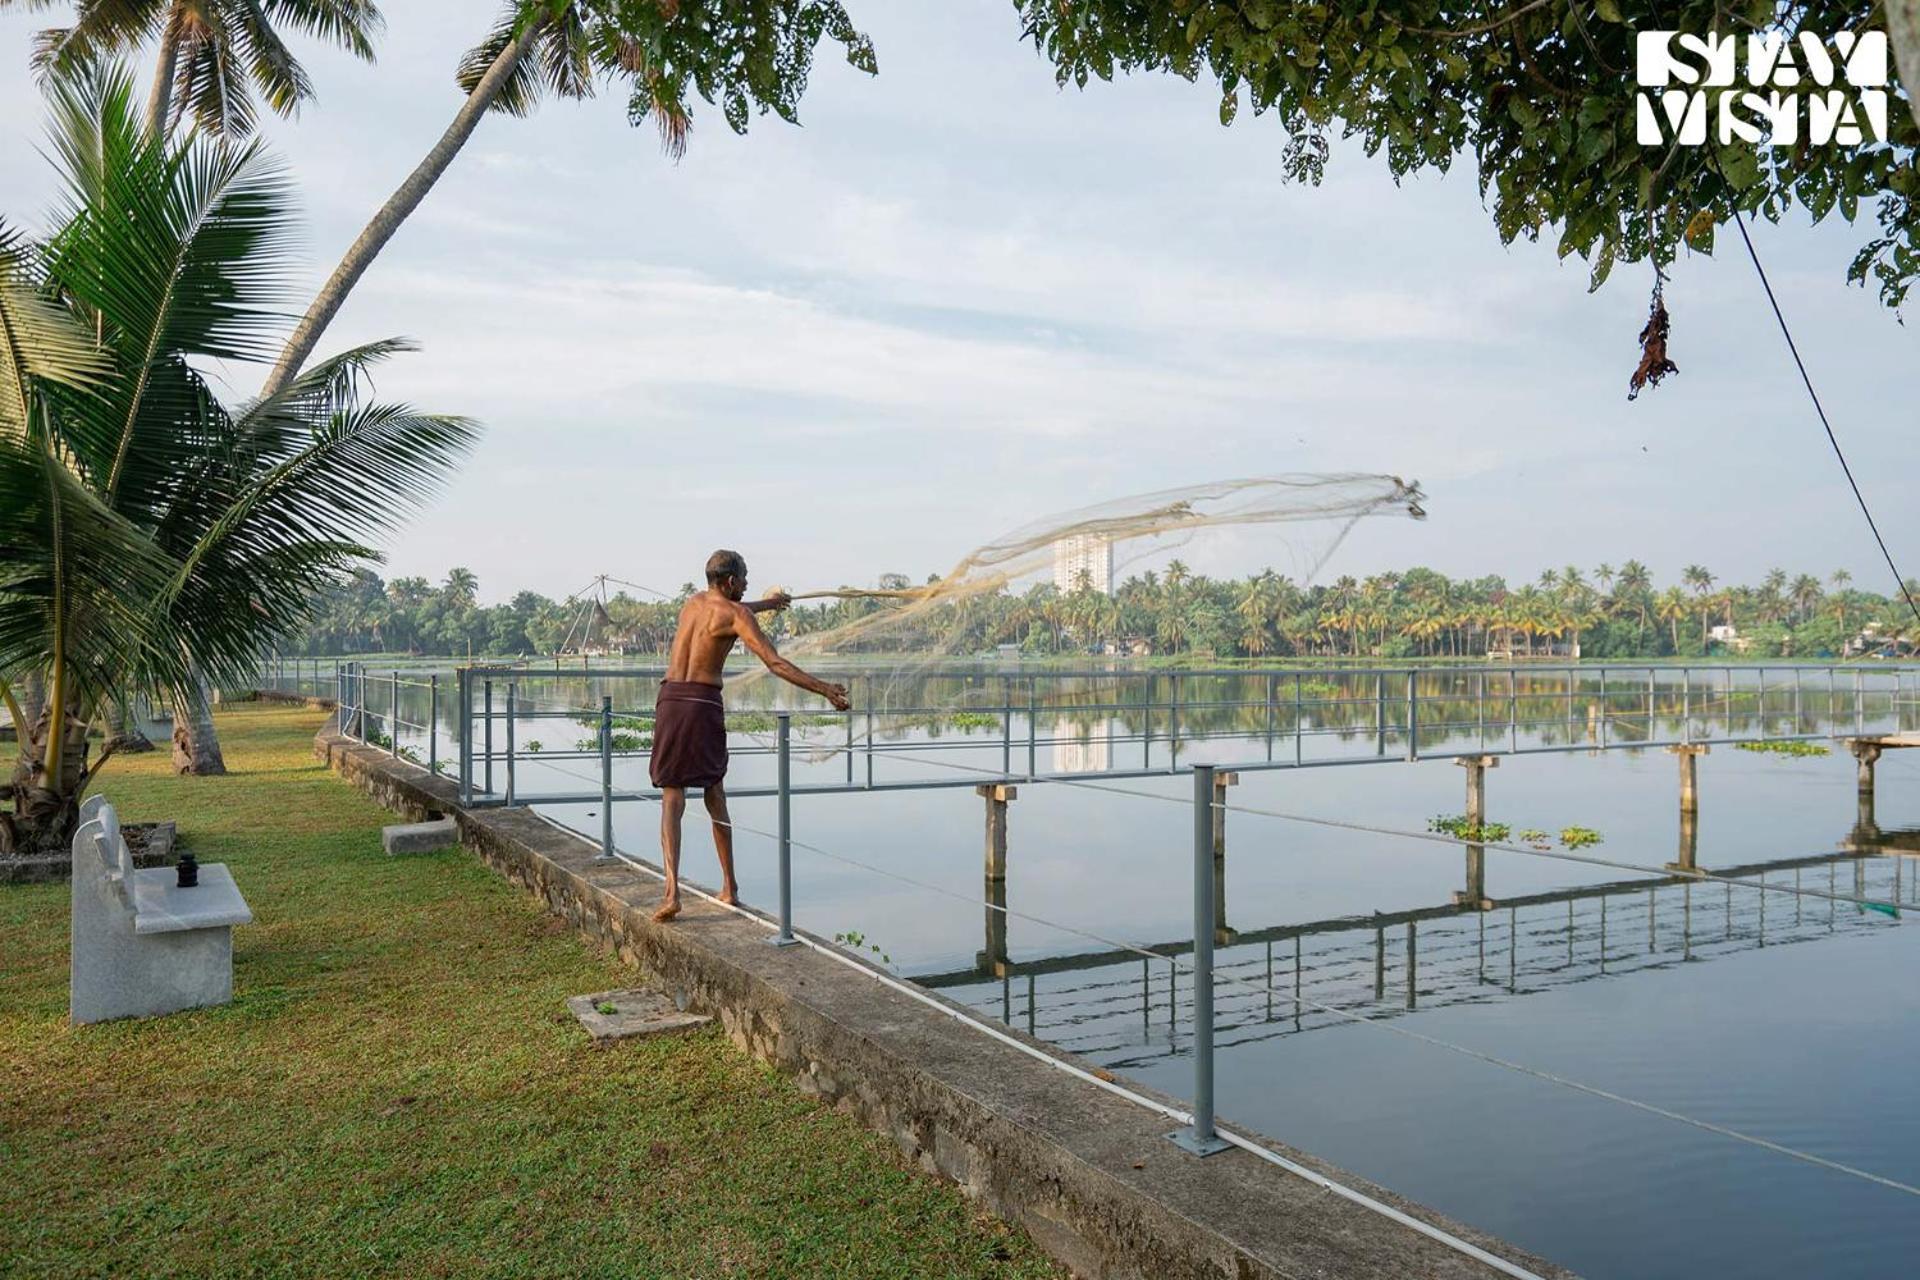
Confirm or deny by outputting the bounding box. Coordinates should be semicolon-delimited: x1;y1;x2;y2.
289;562;1914;663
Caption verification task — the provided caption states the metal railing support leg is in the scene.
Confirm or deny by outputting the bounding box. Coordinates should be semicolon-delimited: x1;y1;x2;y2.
1171;763;1229;1157
771;712;798;946
429;674;439;776
458;669;472;804
504;682;517;805
390;670;400;757
596;695;615;861
483;679;494;797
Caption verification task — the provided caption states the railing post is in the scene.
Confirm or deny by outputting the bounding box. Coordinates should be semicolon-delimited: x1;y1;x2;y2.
1170;763;1229;1157
596;695;615;861
1681;667;1691;743
429;674;439;776
1293;672;1303;766
458;669;472;804
1376;672;1387;756
483;679;494;796
1027;676;1038;779
1405;670;1418;761
1001;675;1013;777
504;682;517;806
390;670;400;757
771;712;798;947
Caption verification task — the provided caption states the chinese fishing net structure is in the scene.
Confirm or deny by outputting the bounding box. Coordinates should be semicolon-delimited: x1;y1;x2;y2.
731;474;1425;717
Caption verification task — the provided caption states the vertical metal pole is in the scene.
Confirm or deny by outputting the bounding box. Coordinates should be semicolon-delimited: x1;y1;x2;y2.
483;679;494;796
1265;673;1276;762
1169;674;1180;768
504;683;517;806
1375;672;1387;756
772;712;797;946
1681;667;1691;743
390;670;400;757
864;674;875;789
1002;675;1012;777
1855;668;1865;733
1508;671;1518;753
1171;763;1228;1156
1293;673;1303;765
597;695;614;860
429;674;439;776
1027;676;1038;779
1598;668;1608;749
1405;670;1418;761
459;669;473;804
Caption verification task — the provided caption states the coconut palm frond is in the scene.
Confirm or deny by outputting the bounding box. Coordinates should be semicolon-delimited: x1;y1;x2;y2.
537;4;594;102
40;65;296;498
263;0;383;62
0;223;110;438
239;337;419;435
458;2;544;117
156;399;478;685
230;0;316;118
172;9;260;137
27;1;158;78
0;432;186;708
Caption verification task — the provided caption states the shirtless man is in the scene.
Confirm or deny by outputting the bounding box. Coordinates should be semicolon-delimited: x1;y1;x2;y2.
649;549;850;923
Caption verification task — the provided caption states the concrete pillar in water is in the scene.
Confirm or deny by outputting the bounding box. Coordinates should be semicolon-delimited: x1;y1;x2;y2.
1452;755;1498;909
1212;772;1238;945
1666;807;1701;874
976;785;1016;976
1667;743;1708;814
1848;740;1883;799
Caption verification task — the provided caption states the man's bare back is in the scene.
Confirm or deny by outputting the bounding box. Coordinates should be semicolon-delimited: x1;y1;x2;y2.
664;588;850;708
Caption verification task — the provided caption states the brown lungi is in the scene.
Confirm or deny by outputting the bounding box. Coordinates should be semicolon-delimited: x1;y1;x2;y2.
650;680;727;788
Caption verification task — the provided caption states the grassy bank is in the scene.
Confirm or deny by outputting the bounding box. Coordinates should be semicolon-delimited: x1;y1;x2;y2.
0;704;1059;1279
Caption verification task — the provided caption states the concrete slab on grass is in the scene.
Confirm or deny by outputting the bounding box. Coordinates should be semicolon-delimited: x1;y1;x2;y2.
567;988;712;1044
382;818;457;856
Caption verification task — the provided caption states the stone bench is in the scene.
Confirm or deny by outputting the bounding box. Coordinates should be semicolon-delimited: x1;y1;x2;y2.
70;796;253;1025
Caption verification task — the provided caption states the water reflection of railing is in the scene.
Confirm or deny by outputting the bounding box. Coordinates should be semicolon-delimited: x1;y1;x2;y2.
917;846;1912;1069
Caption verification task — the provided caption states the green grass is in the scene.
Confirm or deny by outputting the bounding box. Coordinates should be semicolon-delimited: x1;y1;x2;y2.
0;705;1061;1280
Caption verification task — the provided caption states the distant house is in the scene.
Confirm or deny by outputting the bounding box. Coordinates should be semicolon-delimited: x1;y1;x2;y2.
1485;626;1580;661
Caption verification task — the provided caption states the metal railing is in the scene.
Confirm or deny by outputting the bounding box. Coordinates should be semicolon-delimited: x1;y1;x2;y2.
301;659;1919;1171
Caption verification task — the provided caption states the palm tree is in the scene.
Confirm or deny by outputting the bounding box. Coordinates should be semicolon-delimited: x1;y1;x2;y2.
1789;574;1823;625
1656;588;1690;654
262;0;879;396
12;0;383;138
0;68;476;850
443;568;480;610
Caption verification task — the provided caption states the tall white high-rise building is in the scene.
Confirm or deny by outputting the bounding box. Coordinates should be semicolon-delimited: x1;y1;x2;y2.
1052;535;1114;595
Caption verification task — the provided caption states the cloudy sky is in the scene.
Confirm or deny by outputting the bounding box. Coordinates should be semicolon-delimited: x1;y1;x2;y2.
2;3;1913;604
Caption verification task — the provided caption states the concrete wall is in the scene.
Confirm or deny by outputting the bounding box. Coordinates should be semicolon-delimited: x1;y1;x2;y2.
314;718;1572;1280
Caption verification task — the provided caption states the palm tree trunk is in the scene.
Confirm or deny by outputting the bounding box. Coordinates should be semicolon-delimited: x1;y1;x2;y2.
106;692;155;754
144;9;185;138
170;677;227;776
262;18;546;397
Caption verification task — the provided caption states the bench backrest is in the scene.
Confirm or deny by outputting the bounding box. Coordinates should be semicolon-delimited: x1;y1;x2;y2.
72;800;134;908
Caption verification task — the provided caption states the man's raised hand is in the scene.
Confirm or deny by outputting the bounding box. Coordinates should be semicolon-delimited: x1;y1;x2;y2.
824;683;851;712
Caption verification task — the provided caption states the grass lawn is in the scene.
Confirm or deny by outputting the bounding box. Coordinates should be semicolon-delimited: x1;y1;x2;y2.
0;704;1062;1279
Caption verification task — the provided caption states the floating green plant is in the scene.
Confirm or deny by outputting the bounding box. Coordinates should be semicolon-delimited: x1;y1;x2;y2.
1428;814;1511;843
1736;739;1831;758
1559;826;1603;849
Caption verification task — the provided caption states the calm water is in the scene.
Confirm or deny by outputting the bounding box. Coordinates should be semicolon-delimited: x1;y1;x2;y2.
338;663;1920;1278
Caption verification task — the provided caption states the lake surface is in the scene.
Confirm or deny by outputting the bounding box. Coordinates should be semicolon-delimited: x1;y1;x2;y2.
336;662;1920;1278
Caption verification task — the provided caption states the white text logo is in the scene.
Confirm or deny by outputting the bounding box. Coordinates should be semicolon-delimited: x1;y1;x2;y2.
1635;30;1888;146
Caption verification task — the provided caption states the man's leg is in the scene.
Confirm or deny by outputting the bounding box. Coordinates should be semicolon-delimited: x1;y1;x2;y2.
704;781;739;906
655;786;686;922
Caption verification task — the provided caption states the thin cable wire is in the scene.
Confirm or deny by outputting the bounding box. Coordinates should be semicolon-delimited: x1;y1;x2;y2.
1726;204;1920;628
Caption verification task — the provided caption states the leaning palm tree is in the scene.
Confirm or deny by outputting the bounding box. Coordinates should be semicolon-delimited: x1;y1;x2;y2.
11;0;383;138
263;0;878;396
0;67;476;852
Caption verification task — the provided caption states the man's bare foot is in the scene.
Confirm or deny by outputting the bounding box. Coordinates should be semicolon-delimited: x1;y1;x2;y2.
652;900;681;923
715;886;739;908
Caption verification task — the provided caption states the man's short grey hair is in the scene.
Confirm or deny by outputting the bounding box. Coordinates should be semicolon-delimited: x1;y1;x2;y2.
705;549;747;585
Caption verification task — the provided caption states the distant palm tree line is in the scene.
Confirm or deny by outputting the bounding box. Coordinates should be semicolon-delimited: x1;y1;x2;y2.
291;561;1912;662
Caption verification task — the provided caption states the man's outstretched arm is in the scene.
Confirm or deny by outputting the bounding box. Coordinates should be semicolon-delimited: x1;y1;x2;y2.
744;590;792;615
734;606;850;709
